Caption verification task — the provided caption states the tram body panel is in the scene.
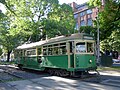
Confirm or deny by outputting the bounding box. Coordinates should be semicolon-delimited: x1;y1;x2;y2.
15;33;97;75
75;54;96;70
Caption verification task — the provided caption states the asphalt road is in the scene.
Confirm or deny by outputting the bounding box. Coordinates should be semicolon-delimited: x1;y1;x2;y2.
0;65;120;90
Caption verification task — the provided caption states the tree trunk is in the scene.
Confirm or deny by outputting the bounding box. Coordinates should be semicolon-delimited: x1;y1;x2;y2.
7;50;12;62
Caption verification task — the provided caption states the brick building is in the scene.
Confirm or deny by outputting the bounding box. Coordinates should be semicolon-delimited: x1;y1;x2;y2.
69;0;105;30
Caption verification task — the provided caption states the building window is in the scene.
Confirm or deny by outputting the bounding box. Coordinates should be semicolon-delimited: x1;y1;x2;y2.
75;23;79;30
87;9;92;14
77;5;87;11
87;14;92;18
80;20;85;26
87;18;92;26
80;11;85;16
74;14;78;18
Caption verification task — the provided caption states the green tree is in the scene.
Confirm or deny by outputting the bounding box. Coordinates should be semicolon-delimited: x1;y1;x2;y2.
74;26;97;40
0;0;75;61
89;0;120;40
0;13;22;62
100;30;120;52
43;3;75;38
0;0;59;61
79;26;96;34
2;0;59;42
1;0;75;40
88;0;102;7
89;0;120;51
99;0;120;34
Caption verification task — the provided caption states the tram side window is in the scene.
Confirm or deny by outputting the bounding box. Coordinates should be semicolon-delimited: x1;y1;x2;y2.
43;43;67;55
53;47;58;55
14;51;17;58
38;48;42;55
59;43;66;55
61;46;66;54
26;49;36;56
87;42;94;53
18;50;22;57
22;50;25;56
43;48;47;55
70;42;74;53
43;46;48;55
27;51;31;55
76;42;86;53
15;50;20;57
48;48;52;55
58;48;62;55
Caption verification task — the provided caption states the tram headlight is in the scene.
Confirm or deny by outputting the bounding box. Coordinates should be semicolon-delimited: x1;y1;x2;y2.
89;60;92;63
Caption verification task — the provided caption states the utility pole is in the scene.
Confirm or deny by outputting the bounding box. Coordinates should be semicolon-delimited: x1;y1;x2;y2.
96;15;100;65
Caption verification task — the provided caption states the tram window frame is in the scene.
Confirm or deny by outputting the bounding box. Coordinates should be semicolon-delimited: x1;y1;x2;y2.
26;49;36;56
60;46;66;55
87;42;94;53
14;51;17;58
18;50;23;57
53;47;58;55
38;48;42;55
59;43;67;55
75;41;94;54
60;43;66;46
43;42;67;56
48;48;52;55
22;50;25;57
15;50;21;57
69;41;74;53
76;42;86;53
43;48;47;55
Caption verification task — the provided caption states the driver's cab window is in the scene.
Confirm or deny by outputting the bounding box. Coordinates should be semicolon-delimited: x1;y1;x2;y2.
76;42;86;53
87;42;94;53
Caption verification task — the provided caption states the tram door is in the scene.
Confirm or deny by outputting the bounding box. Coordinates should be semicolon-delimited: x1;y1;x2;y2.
67;42;74;68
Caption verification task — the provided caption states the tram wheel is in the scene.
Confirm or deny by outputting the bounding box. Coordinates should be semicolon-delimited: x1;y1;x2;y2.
48;69;69;77
48;69;54;75
59;70;69;77
18;64;23;70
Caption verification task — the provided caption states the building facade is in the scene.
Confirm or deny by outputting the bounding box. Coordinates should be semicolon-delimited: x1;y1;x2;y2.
70;0;105;30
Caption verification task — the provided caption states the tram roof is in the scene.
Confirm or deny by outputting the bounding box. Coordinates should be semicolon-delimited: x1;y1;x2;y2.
45;33;93;44
16;33;94;50
16;40;46;50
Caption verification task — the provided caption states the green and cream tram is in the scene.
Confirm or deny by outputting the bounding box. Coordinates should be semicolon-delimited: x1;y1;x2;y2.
15;33;97;76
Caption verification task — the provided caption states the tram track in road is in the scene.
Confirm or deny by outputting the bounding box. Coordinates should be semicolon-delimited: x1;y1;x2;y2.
0;65;52;89
1;65;120;89
0;65;102;89
0;67;21;90
75;72;120;88
0;65;110;84
0;66;24;83
0;65;49;79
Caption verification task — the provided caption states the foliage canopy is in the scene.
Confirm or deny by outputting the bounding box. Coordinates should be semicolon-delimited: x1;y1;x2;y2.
0;0;75;61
